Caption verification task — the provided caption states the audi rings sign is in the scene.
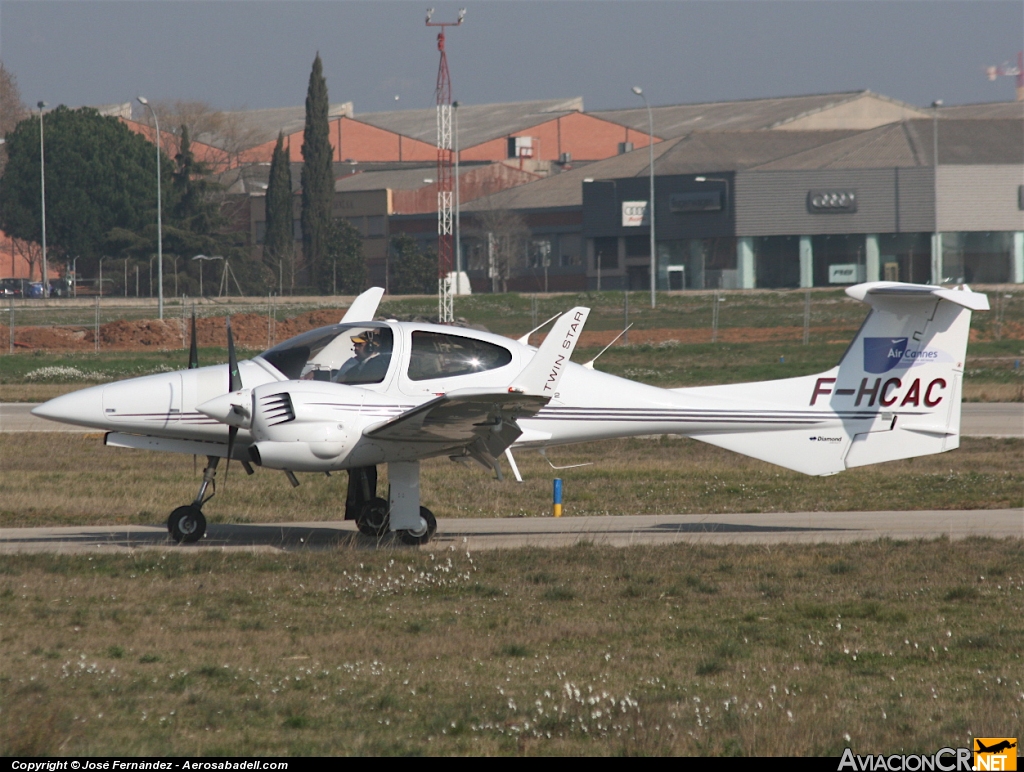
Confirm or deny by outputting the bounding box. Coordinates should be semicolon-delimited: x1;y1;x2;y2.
808;190;858;214
622;201;649;227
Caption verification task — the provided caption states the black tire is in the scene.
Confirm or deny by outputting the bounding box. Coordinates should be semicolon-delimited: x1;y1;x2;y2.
399;507;437;546
169;505;206;544
356;497;390;538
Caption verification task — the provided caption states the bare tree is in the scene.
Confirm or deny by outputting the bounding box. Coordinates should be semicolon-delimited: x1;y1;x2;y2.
143;100;224;157
12;237;42;281
475;209;530;293
0;61;28;174
217;110;265;168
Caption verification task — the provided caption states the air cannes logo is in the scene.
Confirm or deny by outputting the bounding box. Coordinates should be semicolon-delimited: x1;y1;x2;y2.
864;337;945;374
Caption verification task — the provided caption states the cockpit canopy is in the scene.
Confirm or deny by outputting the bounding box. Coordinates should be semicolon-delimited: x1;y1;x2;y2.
260;323;393;385
259;322;516;387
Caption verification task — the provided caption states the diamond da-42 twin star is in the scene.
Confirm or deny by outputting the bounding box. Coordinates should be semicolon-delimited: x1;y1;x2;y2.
32;281;989;545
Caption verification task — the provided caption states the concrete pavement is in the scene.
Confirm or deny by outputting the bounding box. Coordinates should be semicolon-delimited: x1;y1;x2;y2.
1;509;1021;554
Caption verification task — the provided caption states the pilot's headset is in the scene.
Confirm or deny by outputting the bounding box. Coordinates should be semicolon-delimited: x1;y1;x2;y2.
357;330;380;354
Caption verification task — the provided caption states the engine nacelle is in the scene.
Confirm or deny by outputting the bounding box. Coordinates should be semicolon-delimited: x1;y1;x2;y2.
249;438;355;472
247;380;384;471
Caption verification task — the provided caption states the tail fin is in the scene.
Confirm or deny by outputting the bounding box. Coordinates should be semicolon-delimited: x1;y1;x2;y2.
684;282;988;475
836;282;987;469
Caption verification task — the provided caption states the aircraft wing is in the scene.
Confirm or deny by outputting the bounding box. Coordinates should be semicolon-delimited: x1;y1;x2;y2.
341;287;385;323
368;306;590;474
365;389;549;472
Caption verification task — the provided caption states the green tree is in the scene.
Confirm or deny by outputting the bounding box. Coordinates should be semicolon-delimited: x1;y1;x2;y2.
389;234;437;295
264;132;294;291
301;53;333;289
171;125;214;232
0;106;167;278
315;218;365;295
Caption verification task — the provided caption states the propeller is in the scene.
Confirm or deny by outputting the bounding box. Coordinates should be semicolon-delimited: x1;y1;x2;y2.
189;309;199;474
225;317;241;481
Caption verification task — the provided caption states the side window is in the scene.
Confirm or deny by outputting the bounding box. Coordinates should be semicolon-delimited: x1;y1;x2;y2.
408;332;512;381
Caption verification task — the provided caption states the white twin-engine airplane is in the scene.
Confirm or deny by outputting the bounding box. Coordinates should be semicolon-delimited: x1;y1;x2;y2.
32;281;988;545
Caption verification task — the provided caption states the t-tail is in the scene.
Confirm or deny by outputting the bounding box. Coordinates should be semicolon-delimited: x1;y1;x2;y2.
679;282;989;476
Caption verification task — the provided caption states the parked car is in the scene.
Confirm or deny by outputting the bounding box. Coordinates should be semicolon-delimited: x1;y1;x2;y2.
0;278;32;298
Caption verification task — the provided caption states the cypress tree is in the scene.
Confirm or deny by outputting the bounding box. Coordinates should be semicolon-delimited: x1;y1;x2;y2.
264;132;293;288
301;53;333;290
172;125;213;233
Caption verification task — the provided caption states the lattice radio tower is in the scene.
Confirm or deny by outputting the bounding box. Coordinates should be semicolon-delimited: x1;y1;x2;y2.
427;7;464;322
986;51;1024;101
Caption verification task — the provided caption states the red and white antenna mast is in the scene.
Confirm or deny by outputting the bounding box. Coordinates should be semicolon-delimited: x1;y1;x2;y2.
985;51;1024;101
426;7;465;322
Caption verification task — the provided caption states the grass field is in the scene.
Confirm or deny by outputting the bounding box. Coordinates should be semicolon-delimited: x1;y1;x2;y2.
2;288;1021;401
1;434;1020;529
1;539;1022;755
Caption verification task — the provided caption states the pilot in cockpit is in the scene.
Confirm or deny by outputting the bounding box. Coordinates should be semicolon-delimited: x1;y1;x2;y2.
333;330;392;384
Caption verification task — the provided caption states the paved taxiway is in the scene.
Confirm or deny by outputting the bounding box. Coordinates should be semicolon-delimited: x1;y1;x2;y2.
1;510;1021;554
2;402;1023;436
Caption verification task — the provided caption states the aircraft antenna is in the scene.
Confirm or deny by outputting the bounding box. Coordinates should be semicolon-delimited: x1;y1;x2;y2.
582;324;633;369
426;7;465;322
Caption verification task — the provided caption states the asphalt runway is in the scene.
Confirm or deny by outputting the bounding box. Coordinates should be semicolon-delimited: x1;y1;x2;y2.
2;402;1022;437
1;509;1021;554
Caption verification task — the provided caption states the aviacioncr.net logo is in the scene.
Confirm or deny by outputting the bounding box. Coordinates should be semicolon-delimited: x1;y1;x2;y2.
974;738;1017;771
838;747;972;771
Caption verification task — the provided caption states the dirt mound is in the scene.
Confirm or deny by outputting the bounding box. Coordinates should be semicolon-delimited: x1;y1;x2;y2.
2;309;351;352
2;310;1017;353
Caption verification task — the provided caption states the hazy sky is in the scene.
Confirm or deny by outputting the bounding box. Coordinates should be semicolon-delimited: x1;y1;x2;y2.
1;1;1022;116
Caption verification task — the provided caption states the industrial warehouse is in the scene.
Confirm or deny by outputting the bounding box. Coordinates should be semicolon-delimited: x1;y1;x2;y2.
4;90;1022;292
229;90;1024;292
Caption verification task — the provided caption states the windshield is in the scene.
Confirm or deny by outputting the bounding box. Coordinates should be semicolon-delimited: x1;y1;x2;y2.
259;323;394;385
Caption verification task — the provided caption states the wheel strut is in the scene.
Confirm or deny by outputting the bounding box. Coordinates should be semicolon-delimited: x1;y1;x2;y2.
167;455;219;544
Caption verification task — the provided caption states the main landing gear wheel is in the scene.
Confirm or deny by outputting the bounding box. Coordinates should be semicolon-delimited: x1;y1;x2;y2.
399;507;437;546
168;505;206;544
356;497;390;538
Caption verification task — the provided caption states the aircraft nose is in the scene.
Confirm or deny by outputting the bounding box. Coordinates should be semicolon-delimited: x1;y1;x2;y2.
31;384;108;428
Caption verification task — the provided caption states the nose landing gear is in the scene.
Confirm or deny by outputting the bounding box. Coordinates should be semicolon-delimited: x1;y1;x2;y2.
167;455;218;544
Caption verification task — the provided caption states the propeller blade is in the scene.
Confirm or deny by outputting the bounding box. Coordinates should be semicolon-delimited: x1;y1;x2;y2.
227;317;242;392
225;317;242;482
225;425;238;484
188;311;199;369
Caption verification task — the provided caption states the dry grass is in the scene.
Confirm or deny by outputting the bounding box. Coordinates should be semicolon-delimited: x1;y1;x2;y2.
962;382;1024;402
0;539;1021;755
0;434;1020;529
0;383;99;402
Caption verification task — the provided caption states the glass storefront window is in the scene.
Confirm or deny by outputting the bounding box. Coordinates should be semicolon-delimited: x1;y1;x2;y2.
530;238;553;268
754;236;800;289
594;237;618;270
942;232;1013;284
878;233;930;284
812;235;866;287
559;234;582;267
657;238;736;290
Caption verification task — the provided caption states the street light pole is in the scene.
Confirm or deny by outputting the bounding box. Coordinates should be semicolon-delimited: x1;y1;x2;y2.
37;102;48;297
137;96;163;319
632;87;656;308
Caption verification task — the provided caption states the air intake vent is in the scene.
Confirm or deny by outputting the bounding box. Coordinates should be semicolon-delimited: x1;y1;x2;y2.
261;392;295;426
